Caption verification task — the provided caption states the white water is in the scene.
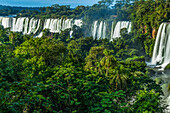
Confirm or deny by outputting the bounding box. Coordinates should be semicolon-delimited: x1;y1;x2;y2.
1;17;12;28
92;21;98;40
110;21;131;41
0;17;41;35
151;23;170;69
147;23;170;112
91;21;106;40
26;18;41;35
0;17;132;40
0;17;83;37
37;18;83;37
149;70;170;112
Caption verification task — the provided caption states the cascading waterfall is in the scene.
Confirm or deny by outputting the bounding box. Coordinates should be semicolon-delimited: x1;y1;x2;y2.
37;18;82;37
97;21;103;40
69;19;82;37
1;17;13;28
0;17;83;37
92;21;98;40
26;18;41;35
23;18;29;34
150;23;170;69
74;19;82;27
102;22;106;39
12;17;26;32
110;21;131;41
0;17;41;35
0;17;132;40
91;21;106;40
110;21;115;41
62;19;72;31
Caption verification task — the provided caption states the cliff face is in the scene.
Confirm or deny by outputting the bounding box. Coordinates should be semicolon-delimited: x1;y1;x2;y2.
152;28;156;39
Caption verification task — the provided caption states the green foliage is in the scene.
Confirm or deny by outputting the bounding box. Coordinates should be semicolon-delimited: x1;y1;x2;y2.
0;32;167;112
0;0;169;112
144;38;155;57
9;32;27;46
66;40;83;64
43;65;111;112
125;56;145;62
109;66;129;90
131;89;166;113
14;38;66;66
0;44;24;82
130;0;169;56
91;90;128;113
0;25;9;43
165;63;170;69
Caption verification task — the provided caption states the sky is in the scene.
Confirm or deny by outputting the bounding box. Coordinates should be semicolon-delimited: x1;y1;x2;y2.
0;0;100;8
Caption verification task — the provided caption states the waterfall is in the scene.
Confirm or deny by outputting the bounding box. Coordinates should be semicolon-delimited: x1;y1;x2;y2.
92;21;98;40
0;17;41;35
0;17;133;41
97;21;103;40
23;18;29;34
62;19;72;31
91;21;107;40
110;21;115;41
37;18;82;37
102;22;106;39
0;17;83;37
74;19;83;27
34;20;41;34
1;17;13;28
110;21;131;41
43;18;82;33
151;23;170;69
12;17;25;32
26;18;41;34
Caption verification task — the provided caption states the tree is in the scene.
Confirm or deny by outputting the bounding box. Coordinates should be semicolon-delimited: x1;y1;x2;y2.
0;25;9;43
131;89;166;113
109;65;129;90
14;38;66;66
84;46;105;73
100;49;117;76
67;40;83;64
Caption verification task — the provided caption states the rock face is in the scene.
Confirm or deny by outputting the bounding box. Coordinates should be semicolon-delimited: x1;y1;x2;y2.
152;28;156;39
151;23;170;69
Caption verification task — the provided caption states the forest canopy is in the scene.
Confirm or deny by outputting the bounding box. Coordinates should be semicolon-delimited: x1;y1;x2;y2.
0;0;170;112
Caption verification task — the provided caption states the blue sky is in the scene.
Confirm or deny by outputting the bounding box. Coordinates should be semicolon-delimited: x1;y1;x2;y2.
0;0;100;7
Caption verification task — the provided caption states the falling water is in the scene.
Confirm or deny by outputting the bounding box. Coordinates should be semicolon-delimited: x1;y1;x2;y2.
146;23;170;111
110;21;131;41
102;22;106;39
92;21;98;40
37;18;82;37
0;17;132;41
91;21;107;40
12;17;25;32
97;21;103;40
0;17;83;37
27;18;41;34
1;17;12;28
23;18;29;34
151;23;170;69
